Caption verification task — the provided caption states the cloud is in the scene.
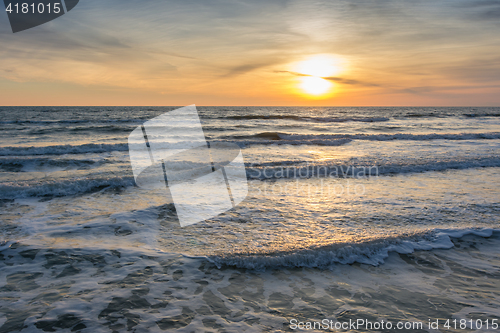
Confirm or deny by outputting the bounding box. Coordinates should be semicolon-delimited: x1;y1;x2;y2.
221;63;272;77
453;0;500;21
276;71;379;87
222;59;287;77
322;77;380;87
396;84;500;95
1;0;499;104
0;0;297;90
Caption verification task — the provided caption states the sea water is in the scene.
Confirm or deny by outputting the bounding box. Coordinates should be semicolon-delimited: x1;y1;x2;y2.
0;107;499;332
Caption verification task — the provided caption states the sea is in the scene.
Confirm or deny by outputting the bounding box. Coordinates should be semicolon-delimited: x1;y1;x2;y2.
0;106;499;332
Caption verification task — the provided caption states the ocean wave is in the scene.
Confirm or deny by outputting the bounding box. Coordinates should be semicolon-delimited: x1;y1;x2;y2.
3;157;498;198
0;157;113;172
404;113;438;118
385;110;499;119
0;119;144;125
0;175;135;199
206;228;499;269
0;140;238;157
0;143;129;156
26;125;134;136
224;115;390;123
246;156;500;179
230;131;500;145
235;138;354;147
463;113;500;118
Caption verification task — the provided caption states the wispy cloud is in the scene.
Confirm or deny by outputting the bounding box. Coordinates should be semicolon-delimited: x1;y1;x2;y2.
276;71;380;87
456;0;500;20
222;62;281;78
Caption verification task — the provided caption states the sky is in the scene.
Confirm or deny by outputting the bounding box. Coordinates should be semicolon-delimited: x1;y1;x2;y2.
1;0;500;106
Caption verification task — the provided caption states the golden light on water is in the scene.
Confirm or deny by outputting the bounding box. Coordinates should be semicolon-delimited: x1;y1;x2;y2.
293;54;345;97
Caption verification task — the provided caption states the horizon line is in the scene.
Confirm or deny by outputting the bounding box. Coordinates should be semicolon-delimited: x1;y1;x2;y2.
1;105;499;108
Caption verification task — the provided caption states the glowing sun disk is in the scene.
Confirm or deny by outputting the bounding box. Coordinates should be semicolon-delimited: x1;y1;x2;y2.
300;77;332;95
293;54;344;96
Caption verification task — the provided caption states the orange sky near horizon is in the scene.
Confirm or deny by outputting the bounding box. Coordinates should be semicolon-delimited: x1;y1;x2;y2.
1;0;500;106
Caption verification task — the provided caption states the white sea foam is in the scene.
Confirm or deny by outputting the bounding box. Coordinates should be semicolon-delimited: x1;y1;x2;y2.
207;229;500;269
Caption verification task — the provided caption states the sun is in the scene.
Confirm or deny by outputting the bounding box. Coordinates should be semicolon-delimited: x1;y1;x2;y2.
293;54;344;97
300;77;332;95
